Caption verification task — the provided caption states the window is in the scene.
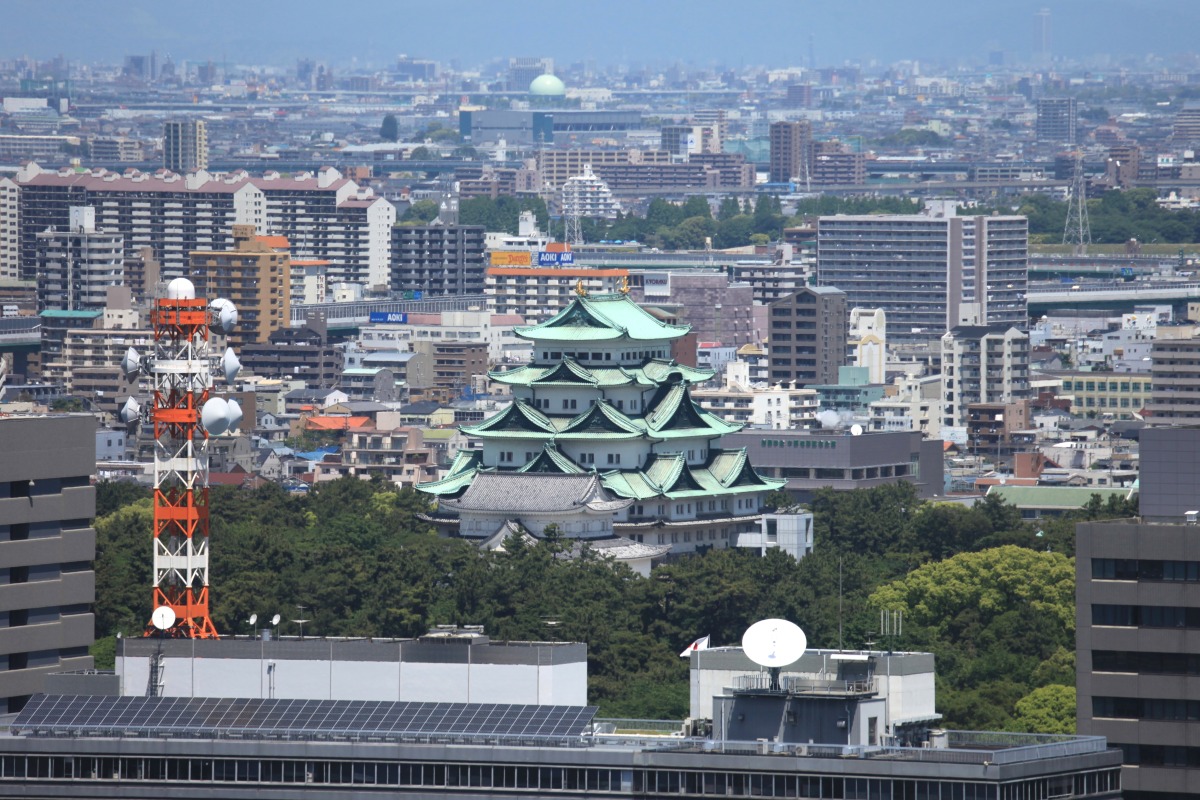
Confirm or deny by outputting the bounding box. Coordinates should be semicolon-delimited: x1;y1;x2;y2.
499;451;514;463
562;398;577;410
580;453;595;464
607;453;621;465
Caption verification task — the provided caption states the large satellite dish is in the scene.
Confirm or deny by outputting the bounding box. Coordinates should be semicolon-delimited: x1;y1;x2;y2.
248;613;258;627
271;614;281;627
151;605;177;631
742;618;807;669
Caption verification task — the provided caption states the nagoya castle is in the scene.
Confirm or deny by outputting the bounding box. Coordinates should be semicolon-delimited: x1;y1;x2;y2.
419;286;784;565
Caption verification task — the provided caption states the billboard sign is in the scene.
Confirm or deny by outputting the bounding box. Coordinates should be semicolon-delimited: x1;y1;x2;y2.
369;312;408;324
490;251;532;267
537;251;575;266
643;273;671;296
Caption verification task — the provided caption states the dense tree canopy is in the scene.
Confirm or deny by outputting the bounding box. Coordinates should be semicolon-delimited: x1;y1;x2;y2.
93;480;1131;727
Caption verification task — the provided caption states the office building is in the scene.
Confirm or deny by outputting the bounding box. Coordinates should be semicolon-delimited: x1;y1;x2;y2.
162;119;208;172
390;223;486;297
420;292;785;554
0;690;1121;799
40;326;151;407
1145;333;1200;426
1036;97;1077;145
34;207;124;312
766;286;848;387
188;226;291;349
941;324;1031;430
460;110;643;147
1077;429;1200;798
816;206;1029;346
725;428;945;502
0;414;96;714
809;142;867;186
660;124;718;158
768;120;812;183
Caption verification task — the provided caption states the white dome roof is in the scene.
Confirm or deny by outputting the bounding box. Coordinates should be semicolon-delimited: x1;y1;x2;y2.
529;74;566;96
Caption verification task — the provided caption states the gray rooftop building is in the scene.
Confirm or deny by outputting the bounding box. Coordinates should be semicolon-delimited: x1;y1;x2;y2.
0;414;97;714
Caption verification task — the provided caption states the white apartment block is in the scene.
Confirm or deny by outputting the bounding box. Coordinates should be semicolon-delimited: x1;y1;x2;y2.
940;324;1031;430
0;178;18;281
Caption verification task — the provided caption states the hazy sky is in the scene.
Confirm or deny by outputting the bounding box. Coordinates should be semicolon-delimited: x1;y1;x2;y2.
3;1;1198;70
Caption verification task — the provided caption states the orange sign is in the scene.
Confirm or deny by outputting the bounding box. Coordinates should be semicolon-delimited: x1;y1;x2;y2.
489;250;532;266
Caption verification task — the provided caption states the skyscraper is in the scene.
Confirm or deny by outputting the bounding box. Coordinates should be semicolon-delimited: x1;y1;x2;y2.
1036;97;1077;145
163;119;208;172
768;120;811;184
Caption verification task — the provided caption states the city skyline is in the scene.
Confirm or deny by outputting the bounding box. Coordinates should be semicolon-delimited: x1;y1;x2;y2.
4;0;1200;70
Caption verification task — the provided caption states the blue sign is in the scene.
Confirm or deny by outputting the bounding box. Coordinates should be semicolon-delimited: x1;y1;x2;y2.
369;312;408;324
537;251;575;266
401;290;424;300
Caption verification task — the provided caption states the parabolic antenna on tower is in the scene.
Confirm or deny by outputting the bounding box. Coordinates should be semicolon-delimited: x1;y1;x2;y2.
741;618;807;669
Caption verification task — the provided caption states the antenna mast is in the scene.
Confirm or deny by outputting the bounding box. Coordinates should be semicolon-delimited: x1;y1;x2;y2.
1063;151;1091;256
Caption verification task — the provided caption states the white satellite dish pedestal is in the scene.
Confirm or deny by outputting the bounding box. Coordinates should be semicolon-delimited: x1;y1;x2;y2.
742;618;807;692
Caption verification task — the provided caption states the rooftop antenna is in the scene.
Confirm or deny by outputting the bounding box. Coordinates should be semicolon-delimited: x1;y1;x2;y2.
1063;151;1091;255
742;618;807;692
880;608;903;653
292;605;311;640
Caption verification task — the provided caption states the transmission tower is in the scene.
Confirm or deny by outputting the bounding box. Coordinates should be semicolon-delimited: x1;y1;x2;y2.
120;278;244;638
1063;152;1091;256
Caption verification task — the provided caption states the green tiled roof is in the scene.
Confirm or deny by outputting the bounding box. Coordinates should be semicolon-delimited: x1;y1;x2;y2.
517;444;586;474
644;382;742;438
985;485;1135;510
40;309;103;319
599;449;784;501
462;399;557;438
557;401;644;439
417;449;484;497
515;293;691;343
490;357;714;389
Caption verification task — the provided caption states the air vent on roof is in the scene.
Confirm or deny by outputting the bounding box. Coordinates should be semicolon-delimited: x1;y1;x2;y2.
1186;510;1198;524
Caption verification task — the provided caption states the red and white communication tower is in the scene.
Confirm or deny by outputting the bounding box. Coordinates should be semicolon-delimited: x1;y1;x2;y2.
121;278;242;639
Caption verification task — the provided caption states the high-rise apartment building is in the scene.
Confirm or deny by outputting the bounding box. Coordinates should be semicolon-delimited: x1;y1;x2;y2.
767;287;848;386
660;124;718;158
17;164;393;290
251;169;396;289
390;224;487;296
536;149;672;193
188;226;291;349
1173;104;1200;147
1035;97;1077;145
1144;332;1200;426
560;165;620;221
816;206;1028;346
0;177;18;281
0;414;96;714
768;120;812;184
163;119;208;172
940;324;1031;430
34;207;123;312
16;163;264;281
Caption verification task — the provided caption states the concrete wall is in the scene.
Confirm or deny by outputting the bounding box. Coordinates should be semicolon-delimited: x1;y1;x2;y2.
117;638;587;706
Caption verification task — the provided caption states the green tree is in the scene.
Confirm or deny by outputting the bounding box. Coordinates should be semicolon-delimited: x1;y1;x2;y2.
681;196;712;220
717;196;743;221
1012;684;1076;734
409;145;435;161
379;113;399;142
400;199;440;224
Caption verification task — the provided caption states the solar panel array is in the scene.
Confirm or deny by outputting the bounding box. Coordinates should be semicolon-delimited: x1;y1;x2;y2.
14;695;598;742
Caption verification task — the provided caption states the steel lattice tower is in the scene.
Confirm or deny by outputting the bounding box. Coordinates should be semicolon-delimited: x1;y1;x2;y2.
148;288;218;638
1063;152;1091;256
